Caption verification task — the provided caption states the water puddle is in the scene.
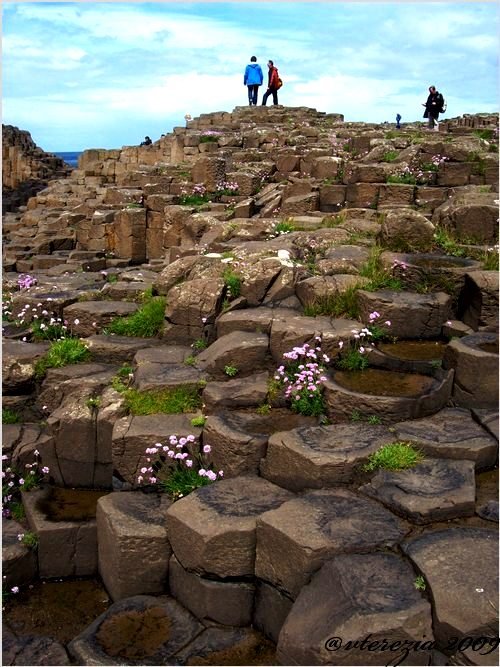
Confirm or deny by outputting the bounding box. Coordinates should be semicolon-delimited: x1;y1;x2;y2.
333;369;435;397
378;340;446;361
36;487;110;522
3;578;110;645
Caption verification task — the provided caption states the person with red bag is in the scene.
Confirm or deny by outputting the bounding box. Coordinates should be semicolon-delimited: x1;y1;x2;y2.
262;60;281;106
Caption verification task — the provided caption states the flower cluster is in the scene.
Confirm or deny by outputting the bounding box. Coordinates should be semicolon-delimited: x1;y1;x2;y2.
17;274;37;290
15;302;74;341
2;450;50;518
275;338;329;416
136;435;223;500
337;312;391;371
420;154;448;172
193;183;207;196
215;180;239;195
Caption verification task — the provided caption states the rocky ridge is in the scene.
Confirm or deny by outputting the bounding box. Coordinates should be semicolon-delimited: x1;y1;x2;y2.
2;105;499;666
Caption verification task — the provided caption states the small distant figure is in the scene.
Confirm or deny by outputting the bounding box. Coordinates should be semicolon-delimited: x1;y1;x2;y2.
422;86;445;132
396;113;402;129
140;136;152;146
244;56;264;106
262;60;280;106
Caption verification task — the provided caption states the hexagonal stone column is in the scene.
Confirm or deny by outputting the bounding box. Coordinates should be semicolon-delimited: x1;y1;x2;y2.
402;528;499;645
277;553;434;666
260;423;394;491
166;476;293;577
96;492;172;601
67;595;204;665
256;488;408;599
253;580;293;644
168;555;254;626
360;458;476;524
394;408;498;470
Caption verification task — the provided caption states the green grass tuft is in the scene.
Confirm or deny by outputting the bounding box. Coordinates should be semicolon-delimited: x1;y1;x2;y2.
123;385;203;415
34;339;90;379
3;408;21;424
363;442;424;472
106;297;166;337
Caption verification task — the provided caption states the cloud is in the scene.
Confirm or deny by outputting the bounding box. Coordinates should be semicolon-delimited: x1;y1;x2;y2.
2;2;497;150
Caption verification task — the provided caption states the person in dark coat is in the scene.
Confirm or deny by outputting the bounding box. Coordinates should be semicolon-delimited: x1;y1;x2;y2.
140;136;152;146
262;60;280;106
243;56;264;106
423;86;442;131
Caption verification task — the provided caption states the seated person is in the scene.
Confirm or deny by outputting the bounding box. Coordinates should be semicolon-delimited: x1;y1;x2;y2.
140;136;152;146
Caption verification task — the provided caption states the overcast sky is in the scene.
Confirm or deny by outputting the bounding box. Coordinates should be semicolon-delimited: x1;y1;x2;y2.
2;1;498;151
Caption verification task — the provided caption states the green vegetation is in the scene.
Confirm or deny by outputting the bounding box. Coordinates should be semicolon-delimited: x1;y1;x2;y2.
34;339;91;379
222;268;242;299
386;173;417;185
473;129;495;141
381;151;398;162
106;297;166;337
349;410;381;424
199;134;219;143
85;397;101;410
224;364;239;377
190;415;206;427
363;442;424;472
11;502;25;521
414;575;426;591
193;338;208;351
359;247;403;290
184;355;197;367
160;467;213;498
21;532;39;550
274;219;296;234
121;385;203;415
2;408;21;424
337;346;369;372
322;212;347;228
481;247;499;271
256;404;272;415
432;228;467;257
303;288;360;320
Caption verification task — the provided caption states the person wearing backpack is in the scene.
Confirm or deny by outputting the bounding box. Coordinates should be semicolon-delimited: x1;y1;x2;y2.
262;60;280;106
243;56;264;106
423;86;445;131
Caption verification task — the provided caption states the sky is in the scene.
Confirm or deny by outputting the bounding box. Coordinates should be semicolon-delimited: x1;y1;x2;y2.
2;0;498;151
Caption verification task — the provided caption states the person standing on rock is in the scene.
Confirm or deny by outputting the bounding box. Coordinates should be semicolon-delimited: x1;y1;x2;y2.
244;56;264;106
423;86;443;131
262;60;280;106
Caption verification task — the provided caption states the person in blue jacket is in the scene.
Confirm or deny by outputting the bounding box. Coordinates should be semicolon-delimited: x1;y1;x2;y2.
244;56;264;106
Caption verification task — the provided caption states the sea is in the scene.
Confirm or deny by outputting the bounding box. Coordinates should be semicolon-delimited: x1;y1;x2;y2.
53;151;82;169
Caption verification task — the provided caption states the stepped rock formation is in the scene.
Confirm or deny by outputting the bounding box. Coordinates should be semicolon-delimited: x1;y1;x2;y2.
2;106;499;666
2;124;71;214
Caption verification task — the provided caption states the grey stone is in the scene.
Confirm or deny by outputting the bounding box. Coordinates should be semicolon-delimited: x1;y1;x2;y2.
63;301;139;336
253;580;293;644
360;458;476;524
2;519;38;590
202;372;269;411
168;555;254;626
67;595;204;665
166;476;293;577
256;488;408;599
196;330;269;378
277;553;434;666
403;528;499;645
97;492;172;601
261;423;394;490
394;408;498;470
2;631;69;666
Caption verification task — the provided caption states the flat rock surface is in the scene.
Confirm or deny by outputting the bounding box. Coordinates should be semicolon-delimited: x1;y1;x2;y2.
277;553;434;666
360;458;476;524
68;595;204;665
402;528;499;645
256;488;408;599
166;476;293;577
394;408;498;469
84;334;163;364
260;423;394;490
